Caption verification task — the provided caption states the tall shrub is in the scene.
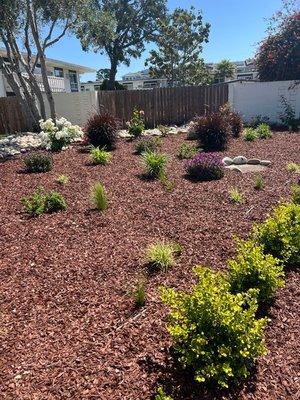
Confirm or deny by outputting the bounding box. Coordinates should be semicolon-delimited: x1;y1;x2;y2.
193;112;230;151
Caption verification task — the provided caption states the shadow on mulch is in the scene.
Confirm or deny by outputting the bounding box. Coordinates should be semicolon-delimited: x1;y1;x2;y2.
139;354;258;400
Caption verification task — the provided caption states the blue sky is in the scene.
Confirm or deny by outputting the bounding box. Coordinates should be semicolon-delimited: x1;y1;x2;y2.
45;0;283;82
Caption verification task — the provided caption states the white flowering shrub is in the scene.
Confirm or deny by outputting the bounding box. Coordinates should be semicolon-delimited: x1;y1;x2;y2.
39;117;83;151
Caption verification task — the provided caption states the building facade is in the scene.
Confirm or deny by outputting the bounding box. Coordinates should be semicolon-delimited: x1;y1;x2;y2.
0;48;95;98
206;59;258;82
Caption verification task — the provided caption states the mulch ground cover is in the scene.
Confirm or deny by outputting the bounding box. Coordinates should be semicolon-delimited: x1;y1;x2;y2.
0;132;299;399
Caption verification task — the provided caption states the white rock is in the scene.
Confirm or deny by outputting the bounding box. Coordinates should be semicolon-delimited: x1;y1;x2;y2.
222;157;233;166
232;156;248;165
144;128;162;136
260;160;271;166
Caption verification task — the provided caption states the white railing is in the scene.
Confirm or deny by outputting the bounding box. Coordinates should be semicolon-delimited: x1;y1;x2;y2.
22;73;66;93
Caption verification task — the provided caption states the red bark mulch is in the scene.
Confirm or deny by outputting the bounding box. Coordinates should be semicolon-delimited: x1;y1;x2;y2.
0;132;299;399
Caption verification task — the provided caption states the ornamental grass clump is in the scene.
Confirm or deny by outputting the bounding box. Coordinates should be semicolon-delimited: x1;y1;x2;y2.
228;239;285;305
141;151;168;180
229;188;245;204
135;136;161;155
23;152;53;173
186;153;224;181
252;202;300;267
161;266;267;388
254;174;265;190
84;110;119;150
90;147;112;165
91;182;108;212
145;241;178;272
243;128;258;142
193;112;230;151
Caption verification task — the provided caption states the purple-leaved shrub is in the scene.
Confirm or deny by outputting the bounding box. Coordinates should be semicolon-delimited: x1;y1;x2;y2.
186;153;225;181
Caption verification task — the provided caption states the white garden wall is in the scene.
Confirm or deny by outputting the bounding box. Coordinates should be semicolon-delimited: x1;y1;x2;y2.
43;91;98;126
228;80;300;124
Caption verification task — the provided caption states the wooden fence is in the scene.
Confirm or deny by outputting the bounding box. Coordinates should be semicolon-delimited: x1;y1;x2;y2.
0;97;29;135
98;83;228;127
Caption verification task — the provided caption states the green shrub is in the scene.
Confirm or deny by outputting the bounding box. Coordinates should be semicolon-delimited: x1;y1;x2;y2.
145;241;178;272
161;266;267;388
228;239;284;305
141;151;168;179
90;147;112;165
291;184;300;205
91;182;108;211
254;174;265;190
252;202;300;267
135;136;161;155
157;125;170;137
256;123;272;139
44;191;67;213
22;187;66;216
23;152;53;173
229;188;245;204
286;162;300;173
243;128;257;142
178;143;199;159
128;109;145;138
155;387;173;400
56;174;69;185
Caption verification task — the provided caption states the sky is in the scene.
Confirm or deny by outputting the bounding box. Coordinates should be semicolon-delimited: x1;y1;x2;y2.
45;0;284;82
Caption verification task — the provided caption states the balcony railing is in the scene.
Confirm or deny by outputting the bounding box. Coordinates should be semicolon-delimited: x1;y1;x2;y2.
22;73;66;93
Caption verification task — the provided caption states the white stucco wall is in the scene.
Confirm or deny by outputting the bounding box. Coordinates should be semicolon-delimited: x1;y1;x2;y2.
228;80;300;123
43;91;98;126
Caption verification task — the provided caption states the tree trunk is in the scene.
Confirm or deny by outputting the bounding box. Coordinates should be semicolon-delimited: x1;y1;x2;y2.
108;61;117;90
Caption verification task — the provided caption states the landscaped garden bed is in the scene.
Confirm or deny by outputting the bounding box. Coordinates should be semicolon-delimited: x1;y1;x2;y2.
0;130;299;399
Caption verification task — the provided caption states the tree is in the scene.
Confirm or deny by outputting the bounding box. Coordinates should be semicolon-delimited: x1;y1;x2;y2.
100;79;126;90
256;1;300;81
145;7;210;87
96;68;111;81
0;0;87;128
77;0;167;90
214;59;235;82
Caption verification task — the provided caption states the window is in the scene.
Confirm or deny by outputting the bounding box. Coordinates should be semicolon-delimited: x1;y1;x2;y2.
68;70;78;92
54;67;64;78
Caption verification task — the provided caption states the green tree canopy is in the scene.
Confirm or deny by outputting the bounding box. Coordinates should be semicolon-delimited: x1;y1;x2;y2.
146;7;211;87
77;0;167;90
96;68;111;81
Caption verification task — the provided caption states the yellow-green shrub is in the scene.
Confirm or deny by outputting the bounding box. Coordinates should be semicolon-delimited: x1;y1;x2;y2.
252;202;300;267
228;239;285;304
161;267;267;388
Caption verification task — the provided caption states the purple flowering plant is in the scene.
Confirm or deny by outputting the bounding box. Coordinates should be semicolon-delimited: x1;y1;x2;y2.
186;152;225;181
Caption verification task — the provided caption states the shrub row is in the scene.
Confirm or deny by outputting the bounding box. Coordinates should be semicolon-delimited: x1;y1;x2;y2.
161;200;299;389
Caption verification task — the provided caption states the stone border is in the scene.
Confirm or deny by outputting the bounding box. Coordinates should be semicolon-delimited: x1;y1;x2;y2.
222;156;271;167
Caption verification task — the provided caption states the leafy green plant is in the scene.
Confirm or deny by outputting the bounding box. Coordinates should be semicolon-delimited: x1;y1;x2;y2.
91;182;108;211
22;187;66;216
161;266;267;388
178;143;199;159
286;162;300;173
135;136;161;155
127;109;145;138
280;96;299;132
256;123;272;139
145;241;179;272
243;128;258;142
133;280;147;308
90;147;112;165
252;202;300;267
141;151;168;180
56;174;69;185
228;239;284;305
254;174;265;190
157;125;170;137
229;188;245;204
155;387;173;400
291;184;300;205
248;115;270;129
23;152;53;173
